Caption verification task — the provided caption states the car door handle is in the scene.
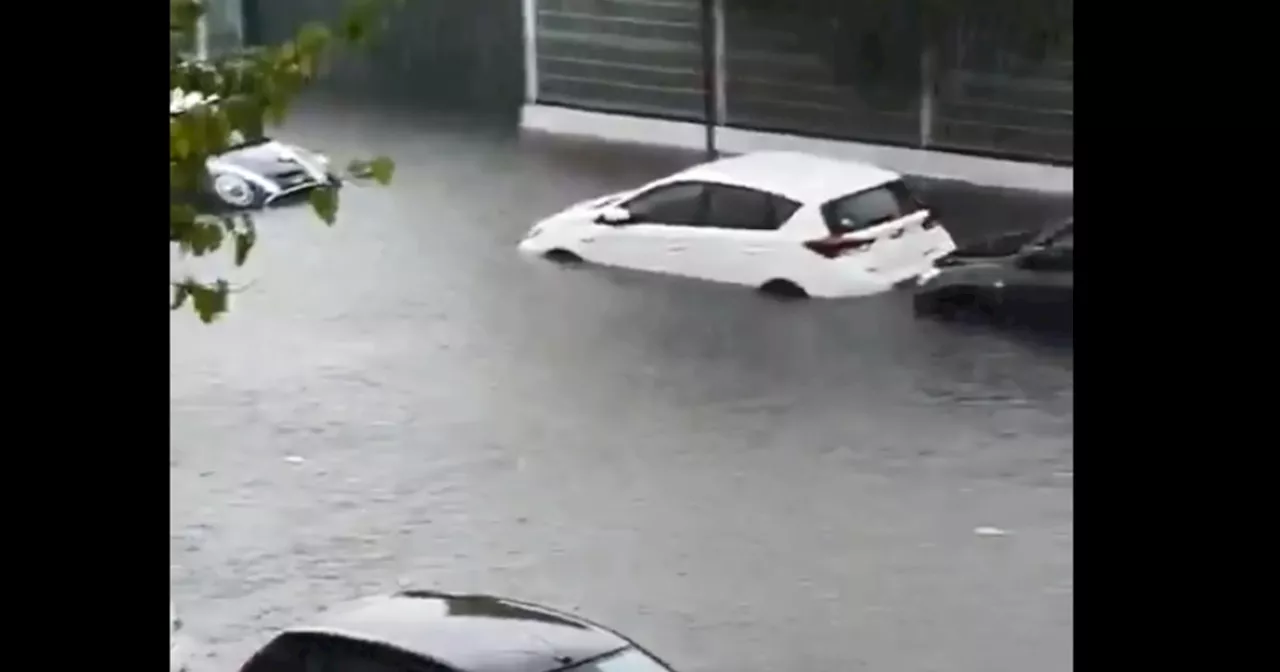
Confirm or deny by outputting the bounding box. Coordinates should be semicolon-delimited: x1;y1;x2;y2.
667;244;687;252
744;247;766;255
582;235;596;243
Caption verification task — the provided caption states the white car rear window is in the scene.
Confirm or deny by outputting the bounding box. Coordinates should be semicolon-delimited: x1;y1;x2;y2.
821;180;924;234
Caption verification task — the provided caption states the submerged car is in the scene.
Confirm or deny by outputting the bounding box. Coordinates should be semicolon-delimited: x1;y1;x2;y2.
237;589;678;672
171;89;339;210
914;217;1073;329
517;151;958;298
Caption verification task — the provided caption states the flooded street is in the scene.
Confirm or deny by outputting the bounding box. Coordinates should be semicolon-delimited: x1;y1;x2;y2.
170;105;1073;672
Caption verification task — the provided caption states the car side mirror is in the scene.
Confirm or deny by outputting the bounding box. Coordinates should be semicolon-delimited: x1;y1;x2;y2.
595;206;633;225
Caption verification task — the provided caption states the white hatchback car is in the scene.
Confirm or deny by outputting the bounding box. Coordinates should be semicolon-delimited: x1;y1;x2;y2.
518;151;958;298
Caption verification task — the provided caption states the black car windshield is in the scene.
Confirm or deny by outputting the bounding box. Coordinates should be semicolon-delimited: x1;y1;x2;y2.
556;647;673;672
1033;218;1073;247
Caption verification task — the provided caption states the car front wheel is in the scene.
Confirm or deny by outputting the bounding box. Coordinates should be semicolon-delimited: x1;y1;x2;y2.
544;249;584;264
759;279;809;299
211;173;265;210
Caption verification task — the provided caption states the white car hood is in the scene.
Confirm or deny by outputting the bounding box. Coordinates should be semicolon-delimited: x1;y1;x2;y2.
565;190;629;213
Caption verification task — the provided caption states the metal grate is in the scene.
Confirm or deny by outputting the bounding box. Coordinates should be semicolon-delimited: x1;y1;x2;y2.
204;0;245;57
721;9;922;147
535;0;710;120
932;28;1073;162
246;0;525;115
533;1;1073;164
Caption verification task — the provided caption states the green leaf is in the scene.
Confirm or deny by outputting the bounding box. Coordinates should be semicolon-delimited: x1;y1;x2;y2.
309;186;340;225
368;156;395;185
170;203;197;243
343;157;395;184
339;15;370;44
170;0;204;33
190;280;230;323
171;122;191;159
295;22;333;55
234;217;257;266
186;217;225;256
171;283;191;310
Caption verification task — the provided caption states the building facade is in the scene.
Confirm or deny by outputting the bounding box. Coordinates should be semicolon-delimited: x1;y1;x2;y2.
529;0;1072;165
223;0;525;115
196;0;1071;174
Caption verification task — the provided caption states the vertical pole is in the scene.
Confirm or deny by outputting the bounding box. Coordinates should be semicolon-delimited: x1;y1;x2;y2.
196;13;210;61
699;0;718;159
242;0;259;46
229;0;245;51
522;0;539;104
919;42;936;149
713;0;727;128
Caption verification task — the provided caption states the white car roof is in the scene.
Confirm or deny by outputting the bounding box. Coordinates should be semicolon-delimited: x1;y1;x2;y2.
661;151;902;204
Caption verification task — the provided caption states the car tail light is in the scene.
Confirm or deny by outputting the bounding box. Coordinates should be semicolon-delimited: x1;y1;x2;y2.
804;236;874;259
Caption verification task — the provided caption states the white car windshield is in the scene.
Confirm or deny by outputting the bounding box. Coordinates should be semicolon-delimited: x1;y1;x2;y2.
559;647;672;672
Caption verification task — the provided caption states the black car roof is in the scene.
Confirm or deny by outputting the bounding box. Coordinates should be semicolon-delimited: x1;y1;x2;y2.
282;591;628;672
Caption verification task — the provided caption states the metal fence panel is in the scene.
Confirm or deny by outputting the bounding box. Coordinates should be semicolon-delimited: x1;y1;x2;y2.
718;2;1073;163
204;0;245;57
932;24;1073;162
535;0;709;120
531;0;1073;162
722;7;921;147
244;0;525;117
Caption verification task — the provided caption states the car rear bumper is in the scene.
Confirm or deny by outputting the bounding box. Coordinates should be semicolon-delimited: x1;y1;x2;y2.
815;266;938;298
804;234;956;298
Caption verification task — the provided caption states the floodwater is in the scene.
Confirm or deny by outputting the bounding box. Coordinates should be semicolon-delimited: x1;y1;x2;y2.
170;105;1073;672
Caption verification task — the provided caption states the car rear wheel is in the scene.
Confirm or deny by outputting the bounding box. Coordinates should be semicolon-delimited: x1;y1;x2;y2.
759;279;809;299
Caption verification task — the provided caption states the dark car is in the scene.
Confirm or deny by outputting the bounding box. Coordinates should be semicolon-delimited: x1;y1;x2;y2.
913;217;1073;329
237;590;678;672
171;90;340;211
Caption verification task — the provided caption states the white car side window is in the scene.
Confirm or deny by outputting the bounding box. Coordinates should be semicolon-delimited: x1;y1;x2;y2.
704;185;799;231
625;183;706;225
